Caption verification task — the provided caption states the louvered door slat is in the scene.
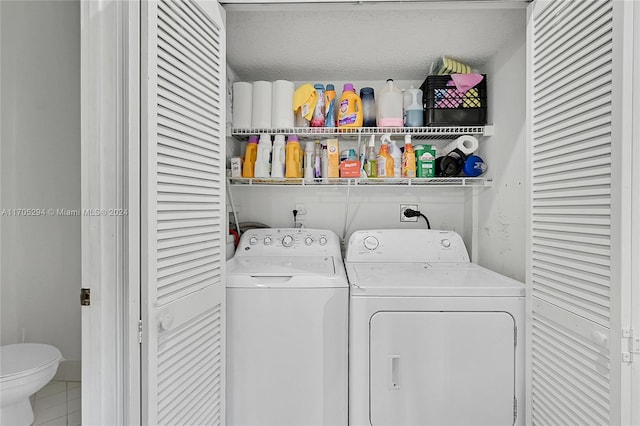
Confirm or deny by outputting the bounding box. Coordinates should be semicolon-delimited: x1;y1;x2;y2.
143;0;225;424
529;0;615;423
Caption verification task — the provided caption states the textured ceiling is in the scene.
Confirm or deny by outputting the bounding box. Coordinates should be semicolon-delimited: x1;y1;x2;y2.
225;3;526;81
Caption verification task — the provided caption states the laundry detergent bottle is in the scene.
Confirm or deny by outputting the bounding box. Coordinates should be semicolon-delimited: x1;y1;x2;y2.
337;83;363;128
377;79;403;127
325;84;337;127
254;134;273;178
285;134;303;178
377;139;394;178
271;134;286;178
402;134;417;178
242;135;259;178
383;134;403;178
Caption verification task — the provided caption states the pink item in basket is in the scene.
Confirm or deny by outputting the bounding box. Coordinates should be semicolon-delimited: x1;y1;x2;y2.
451;73;484;95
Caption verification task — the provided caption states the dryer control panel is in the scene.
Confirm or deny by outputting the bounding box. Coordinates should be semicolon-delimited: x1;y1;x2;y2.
346;229;470;263
237;228;341;257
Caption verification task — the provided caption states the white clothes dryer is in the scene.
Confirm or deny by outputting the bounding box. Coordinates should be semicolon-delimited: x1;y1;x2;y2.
226;228;348;426
346;229;525;426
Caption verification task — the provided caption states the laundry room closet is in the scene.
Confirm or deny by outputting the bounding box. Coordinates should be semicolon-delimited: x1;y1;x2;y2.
223;1;527;281
79;0;639;424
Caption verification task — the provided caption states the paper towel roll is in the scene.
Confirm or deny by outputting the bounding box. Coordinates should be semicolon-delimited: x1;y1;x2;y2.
271;80;295;128
443;135;479;156
232;82;252;129
251;81;272;129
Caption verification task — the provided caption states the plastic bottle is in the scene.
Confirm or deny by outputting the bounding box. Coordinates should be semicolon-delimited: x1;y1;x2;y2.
304;141;315;179
402;134;417;178
321;143;329;181
337;83;363;128
242;135;259;178
403;86;424;127
271;134;286;178
381;134;402;178
325;84;337;128
313;141;322;178
377;79;404;127
364;135;377;178
360;87;376;127
285;135;303;178
311;84;326;127
376;140;394;178
254;134;272;178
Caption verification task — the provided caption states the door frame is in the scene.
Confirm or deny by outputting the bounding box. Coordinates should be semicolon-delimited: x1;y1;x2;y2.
80;0;141;424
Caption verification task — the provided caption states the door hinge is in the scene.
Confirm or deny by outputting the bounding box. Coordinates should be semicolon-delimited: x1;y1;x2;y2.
622;328;640;363
514;325;518;348
80;288;90;306
138;320;143;344
513;397;518;421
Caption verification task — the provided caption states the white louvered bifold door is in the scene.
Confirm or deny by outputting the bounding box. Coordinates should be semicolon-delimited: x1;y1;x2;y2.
141;1;226;424
528;0;631;424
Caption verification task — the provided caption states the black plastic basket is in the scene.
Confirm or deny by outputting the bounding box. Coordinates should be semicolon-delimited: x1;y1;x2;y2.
420;74;487;126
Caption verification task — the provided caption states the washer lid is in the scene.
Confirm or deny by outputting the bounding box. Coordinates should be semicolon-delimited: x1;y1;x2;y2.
227;256;336;275
0;343;62;379
347;263;524;297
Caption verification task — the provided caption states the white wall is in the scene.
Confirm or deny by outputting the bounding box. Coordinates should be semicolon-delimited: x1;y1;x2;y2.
476;11;527;281
1;0;81;370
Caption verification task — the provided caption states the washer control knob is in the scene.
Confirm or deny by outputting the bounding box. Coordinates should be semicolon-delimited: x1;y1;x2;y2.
318;237;328;246
305;237;313;246
441;239;451;248
249;236;258;246
264;237;273;246
282;235;294;247
363;236;379;251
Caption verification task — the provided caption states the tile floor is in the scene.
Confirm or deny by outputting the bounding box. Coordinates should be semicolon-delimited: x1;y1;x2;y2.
31;381;81;426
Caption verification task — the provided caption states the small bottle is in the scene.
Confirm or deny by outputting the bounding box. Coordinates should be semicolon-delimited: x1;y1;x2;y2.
313;141;322;179
254;134;272;178
321;144;329;182
325;84;337;128
382;134;402;178
311;84;326;127
242;135;259;178
364;135;377;178
304;141;315;179
402;134;417;178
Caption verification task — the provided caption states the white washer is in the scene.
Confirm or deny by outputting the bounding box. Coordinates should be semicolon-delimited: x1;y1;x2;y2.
346;229;525;426
226;228;348;426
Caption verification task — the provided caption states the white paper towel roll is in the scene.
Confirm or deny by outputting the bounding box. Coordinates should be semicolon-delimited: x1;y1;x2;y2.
271;80;295;128
443;135;479;156
232;82;252;129
251;81;272;129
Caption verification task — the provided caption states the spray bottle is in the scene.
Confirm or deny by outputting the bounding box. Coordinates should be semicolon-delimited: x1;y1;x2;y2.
382;134;402;178
377;137;394;178
364;135;377;178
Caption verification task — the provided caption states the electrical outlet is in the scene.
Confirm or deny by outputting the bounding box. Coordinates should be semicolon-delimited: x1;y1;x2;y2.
400;204;418;222
295;203;307;215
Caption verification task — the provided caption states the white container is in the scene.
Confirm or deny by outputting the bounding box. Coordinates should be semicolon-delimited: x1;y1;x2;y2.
271;80;295;128
304;141;315;179
271;135;286;178
251;81;272;129
254;134;272;178
386;134;403;178
232;82;252;128
377;79;404;127
403;86;424;127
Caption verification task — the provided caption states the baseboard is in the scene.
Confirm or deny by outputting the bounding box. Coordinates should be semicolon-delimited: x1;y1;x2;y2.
53;360;81;382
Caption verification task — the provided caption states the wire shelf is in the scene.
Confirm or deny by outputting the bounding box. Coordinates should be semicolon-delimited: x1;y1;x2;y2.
230;125;493;141
227;177;492;187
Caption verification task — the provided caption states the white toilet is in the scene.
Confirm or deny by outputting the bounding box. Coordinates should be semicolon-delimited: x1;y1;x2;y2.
0;343;62;426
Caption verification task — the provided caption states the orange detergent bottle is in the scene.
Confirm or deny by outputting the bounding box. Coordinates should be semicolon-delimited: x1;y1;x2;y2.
337;83;363;128
242;135;259;178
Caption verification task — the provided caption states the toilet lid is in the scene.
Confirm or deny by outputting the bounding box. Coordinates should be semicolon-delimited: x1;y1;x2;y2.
0;343;62;379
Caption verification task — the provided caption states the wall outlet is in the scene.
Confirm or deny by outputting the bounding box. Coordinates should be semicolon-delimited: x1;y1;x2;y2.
400;204;418;222
295;203;307;215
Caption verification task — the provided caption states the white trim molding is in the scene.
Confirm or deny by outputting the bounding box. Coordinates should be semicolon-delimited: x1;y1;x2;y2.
80;0;140;424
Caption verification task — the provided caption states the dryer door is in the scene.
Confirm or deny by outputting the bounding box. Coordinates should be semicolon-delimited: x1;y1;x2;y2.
370;311;515;426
